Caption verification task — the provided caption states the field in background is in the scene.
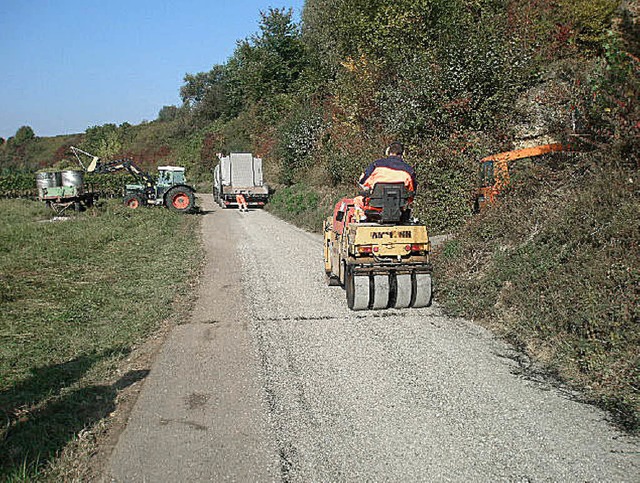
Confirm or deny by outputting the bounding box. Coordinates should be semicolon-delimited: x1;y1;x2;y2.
0;199;202;480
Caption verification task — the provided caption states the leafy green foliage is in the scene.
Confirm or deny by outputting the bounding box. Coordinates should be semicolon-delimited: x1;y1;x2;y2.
181;66;236;122
559;0;619;48
157;105;180;122
81;123;134;160
275;105;325;185
0;172;36;198
235;8;307;105
13;126;36;146
266;184;347;233
0;133;83;173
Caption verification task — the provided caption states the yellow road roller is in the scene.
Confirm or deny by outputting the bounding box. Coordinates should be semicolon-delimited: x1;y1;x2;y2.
324;183;432;310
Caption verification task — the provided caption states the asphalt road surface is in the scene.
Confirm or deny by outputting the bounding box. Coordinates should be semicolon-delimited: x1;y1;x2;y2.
105;194;638;482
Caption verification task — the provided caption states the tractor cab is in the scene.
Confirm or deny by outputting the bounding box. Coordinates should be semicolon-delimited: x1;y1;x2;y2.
154;166;186;198
157;166;186;186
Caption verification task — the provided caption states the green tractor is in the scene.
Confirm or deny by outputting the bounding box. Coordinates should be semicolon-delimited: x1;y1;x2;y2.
71;146;196;213
120;165;196;213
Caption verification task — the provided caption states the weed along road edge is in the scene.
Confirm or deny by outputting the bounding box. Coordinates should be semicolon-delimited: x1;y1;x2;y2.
105;194;639;482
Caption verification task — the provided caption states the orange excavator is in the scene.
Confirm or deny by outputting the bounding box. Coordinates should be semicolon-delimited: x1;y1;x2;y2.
474;143;569;211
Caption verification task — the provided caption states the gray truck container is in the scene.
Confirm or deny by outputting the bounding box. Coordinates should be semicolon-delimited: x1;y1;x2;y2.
213;153;269;208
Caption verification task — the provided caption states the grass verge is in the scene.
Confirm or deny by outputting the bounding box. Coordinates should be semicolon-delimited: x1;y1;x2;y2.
0;199;202;480
434;156;639;432
265;184;350;233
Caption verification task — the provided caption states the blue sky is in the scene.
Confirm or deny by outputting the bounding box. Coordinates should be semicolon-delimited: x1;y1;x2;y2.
0;0;306;139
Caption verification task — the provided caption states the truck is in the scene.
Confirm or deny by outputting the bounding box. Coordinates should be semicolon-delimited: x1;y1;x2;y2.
324;183;433;310
213;153;269;208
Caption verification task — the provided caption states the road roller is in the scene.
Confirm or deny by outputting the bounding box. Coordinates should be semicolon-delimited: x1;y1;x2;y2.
324;183;433;310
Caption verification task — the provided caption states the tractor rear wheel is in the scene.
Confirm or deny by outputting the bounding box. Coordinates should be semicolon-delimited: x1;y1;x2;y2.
124;194;143;209
166;187;195;213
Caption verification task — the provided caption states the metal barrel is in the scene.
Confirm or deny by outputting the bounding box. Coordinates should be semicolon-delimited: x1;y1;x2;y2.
61;170;84;194
35;171;62;198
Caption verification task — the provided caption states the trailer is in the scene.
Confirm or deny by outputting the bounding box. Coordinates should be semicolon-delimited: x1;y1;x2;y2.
213;153;269;208
36;170;96;214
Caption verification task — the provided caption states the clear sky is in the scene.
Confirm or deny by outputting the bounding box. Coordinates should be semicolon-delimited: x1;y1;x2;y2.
0;0;306;139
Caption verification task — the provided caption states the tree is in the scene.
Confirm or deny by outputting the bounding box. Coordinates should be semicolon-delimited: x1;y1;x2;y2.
158;105;179;122
180;65;234;121
13;125;35;145
233;8;307;104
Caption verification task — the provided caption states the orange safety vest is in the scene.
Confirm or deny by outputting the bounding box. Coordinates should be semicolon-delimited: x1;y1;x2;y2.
359;156;416;192
236;194;247;205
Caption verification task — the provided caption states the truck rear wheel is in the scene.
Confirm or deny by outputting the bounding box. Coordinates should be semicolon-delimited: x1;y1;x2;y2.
166;187;195;213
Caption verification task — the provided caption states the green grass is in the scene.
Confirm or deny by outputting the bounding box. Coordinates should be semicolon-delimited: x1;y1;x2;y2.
434;157;639;432
0;199;202;480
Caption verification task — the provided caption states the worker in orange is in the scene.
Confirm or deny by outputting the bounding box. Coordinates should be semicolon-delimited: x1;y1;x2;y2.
354;142;416;221
360;142;416;192
236;193;249;212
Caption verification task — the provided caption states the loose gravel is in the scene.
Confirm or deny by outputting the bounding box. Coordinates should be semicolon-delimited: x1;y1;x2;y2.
237;207;639;482
106;197;639;482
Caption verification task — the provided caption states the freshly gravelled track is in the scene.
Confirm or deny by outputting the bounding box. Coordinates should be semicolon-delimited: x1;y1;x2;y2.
106;195;639;482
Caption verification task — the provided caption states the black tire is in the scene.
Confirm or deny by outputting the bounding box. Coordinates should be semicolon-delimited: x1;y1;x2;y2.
166;187;195;213
345;266;355;309
123;193;143;209
326;272;341;286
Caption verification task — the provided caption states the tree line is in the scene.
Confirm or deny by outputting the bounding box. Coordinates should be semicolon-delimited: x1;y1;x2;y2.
1;0;637;230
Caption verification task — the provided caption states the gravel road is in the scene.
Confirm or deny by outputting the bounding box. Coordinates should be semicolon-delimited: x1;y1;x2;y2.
106;194;638;482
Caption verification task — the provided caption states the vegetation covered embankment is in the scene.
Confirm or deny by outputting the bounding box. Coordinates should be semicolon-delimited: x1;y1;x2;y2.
436;153;639;431
0;199;202;480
